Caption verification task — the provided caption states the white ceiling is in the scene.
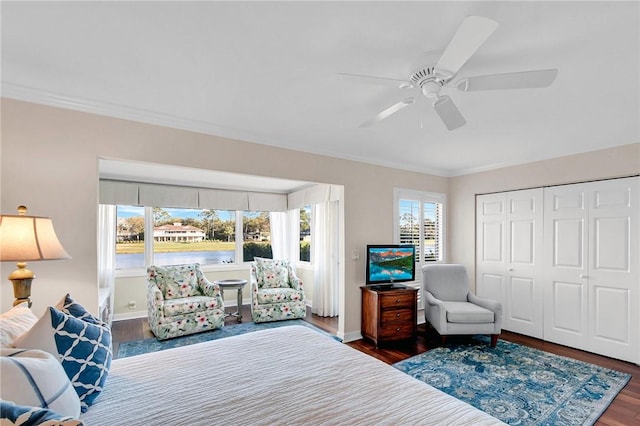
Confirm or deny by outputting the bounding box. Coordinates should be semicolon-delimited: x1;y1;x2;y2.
2;1;639;177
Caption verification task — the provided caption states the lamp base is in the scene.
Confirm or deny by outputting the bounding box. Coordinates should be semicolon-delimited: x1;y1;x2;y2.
11;278;33;307
9;264;34;308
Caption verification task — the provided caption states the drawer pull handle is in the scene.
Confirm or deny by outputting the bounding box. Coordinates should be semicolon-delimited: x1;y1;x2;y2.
395;299;401;303
579;274;588;279
396;313;400;317
396;328;401;332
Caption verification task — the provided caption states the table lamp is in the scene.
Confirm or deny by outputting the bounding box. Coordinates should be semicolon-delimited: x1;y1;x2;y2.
0;205;71;307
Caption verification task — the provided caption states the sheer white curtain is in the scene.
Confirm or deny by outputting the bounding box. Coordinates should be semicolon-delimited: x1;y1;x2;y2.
269;210;298;262
312;200;339;317
97;204;116;324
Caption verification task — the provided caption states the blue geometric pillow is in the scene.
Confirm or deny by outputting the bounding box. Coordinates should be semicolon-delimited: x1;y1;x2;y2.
56;293;103;325
13;307;112;413
0;400;83;426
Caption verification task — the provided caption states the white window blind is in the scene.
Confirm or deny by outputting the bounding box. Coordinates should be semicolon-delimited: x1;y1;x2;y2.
394;188;446;307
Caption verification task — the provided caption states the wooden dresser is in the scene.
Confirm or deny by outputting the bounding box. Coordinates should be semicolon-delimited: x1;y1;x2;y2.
361;284;418;347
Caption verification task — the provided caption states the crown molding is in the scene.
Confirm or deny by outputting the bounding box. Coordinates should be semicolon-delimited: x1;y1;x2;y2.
1;82;460;177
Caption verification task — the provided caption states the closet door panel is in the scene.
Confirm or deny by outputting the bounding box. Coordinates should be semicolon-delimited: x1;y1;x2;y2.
504;189;543;338
543;184;589;349
587;178;638;362
476;194;506;306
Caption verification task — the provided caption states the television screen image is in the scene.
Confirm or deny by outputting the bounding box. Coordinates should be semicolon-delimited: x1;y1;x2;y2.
366;245;416;285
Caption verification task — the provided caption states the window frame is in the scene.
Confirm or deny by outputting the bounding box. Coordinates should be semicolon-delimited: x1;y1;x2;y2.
393;188;446;272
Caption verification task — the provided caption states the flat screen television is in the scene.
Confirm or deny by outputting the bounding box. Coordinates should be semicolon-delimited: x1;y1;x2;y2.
365;244;416;285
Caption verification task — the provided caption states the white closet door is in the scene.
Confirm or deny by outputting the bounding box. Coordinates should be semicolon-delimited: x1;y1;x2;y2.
476;189;543;338
586;178;638;362
476;193;506;307
504;189;544;338
543;183;590;350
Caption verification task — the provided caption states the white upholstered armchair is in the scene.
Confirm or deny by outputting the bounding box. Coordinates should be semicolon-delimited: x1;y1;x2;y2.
147;263;225;340
422;264;502;346
250;258;306;323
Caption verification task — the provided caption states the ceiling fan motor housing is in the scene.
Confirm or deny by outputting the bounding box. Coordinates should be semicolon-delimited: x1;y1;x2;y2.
409;66;452;99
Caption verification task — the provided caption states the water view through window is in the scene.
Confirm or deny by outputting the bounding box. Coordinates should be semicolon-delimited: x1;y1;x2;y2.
116;206;238;269
115;206;277;269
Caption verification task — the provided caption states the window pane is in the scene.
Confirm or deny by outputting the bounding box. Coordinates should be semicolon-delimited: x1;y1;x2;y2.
423;202;441;262
399;199;421;256
242;211;272;261
116;205;145;269
299;205;311;262
153;207;235;266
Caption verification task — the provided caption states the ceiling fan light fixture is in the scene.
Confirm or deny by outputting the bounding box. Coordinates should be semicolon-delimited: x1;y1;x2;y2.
421;80;443;99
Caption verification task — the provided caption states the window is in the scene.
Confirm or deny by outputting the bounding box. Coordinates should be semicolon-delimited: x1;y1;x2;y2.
299;205;311;262
394;189;445;268
242;211;272;261
116;205;145;270
115;205;237;270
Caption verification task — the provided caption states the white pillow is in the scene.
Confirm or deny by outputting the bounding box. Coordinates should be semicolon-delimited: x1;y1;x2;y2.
0;348;81;418
0;302;38;347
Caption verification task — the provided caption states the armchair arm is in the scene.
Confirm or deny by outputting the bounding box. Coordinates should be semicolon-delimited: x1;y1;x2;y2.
468;292;502;317
423;290;447;331
147;282;165;319
250;264;261;307
468;292;503;331
198;275;221;299
287;268;304;292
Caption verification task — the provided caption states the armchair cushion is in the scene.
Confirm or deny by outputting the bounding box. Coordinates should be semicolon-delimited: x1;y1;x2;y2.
254;257;290;288
443;301;495;323
255;288;305;304
150;264;201;300
163;296;221;316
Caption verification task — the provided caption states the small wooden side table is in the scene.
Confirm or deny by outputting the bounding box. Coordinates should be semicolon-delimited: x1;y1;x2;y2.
361;284;418;347
215;279;248;322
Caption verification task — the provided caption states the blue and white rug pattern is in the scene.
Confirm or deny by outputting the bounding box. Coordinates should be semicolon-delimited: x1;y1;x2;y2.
393;336;630;426
117;319;334;358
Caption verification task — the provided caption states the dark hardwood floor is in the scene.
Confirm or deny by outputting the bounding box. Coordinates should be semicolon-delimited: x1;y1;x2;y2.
111;306;640;425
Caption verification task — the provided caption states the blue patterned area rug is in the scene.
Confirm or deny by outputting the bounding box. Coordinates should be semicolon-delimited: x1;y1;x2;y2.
117;319;333;358
393;336;630;426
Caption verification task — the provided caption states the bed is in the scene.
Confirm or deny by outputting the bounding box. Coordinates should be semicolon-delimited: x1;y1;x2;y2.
80;325;504;425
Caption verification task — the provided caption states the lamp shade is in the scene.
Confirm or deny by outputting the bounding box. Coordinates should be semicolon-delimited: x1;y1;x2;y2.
0;208;70;262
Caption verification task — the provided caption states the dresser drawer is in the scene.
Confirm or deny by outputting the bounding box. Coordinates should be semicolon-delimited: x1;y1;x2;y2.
380;308;414;323
379;293;415;309
380;322;415;339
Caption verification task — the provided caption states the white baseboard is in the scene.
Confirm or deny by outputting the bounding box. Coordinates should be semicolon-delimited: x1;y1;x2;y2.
113;311;148;321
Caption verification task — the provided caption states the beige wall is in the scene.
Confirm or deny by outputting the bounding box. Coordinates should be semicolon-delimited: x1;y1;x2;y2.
450;143;640;291
0;98;448;339
3;98;637;338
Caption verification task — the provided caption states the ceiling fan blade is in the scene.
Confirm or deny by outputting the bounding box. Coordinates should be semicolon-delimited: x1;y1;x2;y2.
456;69;559;91
338;72;411;87
433;95;466;130
434;16;499;76
359;97;415;128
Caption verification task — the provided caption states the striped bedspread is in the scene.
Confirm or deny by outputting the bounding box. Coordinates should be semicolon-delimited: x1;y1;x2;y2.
81;325;504;425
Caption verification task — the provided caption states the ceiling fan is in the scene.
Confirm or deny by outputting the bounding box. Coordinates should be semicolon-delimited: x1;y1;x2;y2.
340;16;558;131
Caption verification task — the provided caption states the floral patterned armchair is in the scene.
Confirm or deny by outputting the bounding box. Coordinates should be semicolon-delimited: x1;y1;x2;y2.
147;263;225;340
250;258;306;323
